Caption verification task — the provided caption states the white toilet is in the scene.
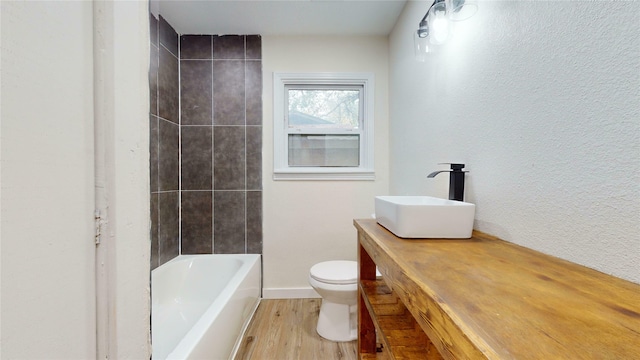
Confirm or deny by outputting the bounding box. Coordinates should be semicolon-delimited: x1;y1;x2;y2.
308;260;358;342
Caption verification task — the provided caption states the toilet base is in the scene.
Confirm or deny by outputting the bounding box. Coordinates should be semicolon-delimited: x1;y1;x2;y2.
316;300;357;342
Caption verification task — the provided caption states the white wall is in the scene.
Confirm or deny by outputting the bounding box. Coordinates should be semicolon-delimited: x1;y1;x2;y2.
1;2;97;358
389;1;639;283
100;3;153;358
1;1;151;358
262;36;390;294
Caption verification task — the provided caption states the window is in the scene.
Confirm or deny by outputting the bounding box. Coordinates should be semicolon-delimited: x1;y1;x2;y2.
273;73;375;180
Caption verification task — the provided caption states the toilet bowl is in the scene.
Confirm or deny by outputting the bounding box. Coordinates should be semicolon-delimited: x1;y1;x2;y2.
309;260;358;342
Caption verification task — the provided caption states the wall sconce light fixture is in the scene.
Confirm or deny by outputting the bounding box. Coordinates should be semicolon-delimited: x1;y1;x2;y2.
414;0;478;60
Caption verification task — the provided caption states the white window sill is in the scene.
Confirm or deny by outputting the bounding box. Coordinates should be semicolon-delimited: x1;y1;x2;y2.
273;169;375;181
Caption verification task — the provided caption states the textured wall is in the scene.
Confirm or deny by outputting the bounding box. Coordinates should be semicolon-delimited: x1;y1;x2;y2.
389;1;639;283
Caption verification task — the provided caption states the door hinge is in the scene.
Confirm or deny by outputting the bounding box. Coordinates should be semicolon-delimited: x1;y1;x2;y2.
95;210;103;245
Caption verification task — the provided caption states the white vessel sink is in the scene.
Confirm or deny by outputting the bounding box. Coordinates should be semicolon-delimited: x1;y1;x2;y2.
375;196;475;239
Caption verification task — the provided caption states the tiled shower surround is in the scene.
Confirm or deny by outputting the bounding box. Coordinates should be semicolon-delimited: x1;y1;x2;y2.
150;14;263;269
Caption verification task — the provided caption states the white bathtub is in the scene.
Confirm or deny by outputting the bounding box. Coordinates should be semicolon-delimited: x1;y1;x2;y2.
152;254;261;360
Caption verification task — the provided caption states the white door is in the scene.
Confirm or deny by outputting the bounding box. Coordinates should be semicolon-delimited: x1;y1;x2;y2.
1;2;97;358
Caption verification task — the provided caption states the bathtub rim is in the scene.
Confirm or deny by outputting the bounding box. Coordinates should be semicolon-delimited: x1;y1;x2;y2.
151;253;262;360
227;297;262;360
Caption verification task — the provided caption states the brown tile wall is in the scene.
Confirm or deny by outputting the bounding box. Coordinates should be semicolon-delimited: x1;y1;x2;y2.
150;13;262;269
181;34;263;256
150;14;180;269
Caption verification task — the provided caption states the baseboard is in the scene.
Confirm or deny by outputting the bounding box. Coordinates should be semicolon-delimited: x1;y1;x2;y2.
262;287;321;299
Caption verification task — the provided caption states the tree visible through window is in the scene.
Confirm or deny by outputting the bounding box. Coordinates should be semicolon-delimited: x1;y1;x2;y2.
274;73;375;180
288;89;360;129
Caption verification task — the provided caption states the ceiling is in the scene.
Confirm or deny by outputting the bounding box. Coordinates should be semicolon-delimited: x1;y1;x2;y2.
152;0;408;36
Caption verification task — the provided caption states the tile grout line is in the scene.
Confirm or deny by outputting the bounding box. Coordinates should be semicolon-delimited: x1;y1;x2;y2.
155;18;161;264
215;35;216;254
177;33;182;257
244;35;248;254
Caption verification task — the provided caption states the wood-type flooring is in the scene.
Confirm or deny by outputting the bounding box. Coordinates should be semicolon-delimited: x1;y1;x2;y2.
234;298;358;360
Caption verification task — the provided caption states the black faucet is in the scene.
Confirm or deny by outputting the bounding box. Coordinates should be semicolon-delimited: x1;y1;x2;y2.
427;163;468;202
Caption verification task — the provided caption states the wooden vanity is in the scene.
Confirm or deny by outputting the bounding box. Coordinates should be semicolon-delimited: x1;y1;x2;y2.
355;219;640;359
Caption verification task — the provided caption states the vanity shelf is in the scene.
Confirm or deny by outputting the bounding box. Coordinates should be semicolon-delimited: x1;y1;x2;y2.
359;278;441;360
355;218;640;359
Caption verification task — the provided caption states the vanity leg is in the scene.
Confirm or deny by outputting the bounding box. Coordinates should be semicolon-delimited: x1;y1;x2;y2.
358;242;377;355
358;291;376;355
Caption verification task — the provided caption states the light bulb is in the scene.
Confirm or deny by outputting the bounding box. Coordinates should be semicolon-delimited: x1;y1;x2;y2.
428;1;449;45
431;17;448;44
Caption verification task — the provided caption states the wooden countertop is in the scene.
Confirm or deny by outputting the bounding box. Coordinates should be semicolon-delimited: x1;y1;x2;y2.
354;219;640;359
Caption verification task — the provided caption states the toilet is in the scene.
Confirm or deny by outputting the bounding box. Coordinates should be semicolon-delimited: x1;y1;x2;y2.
308;260;358;342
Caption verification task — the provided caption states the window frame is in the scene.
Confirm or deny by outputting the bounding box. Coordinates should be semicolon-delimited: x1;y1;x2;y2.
273;72;375;181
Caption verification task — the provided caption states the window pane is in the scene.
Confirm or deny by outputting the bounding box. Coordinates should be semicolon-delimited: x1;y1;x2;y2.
288;134;360;167
288;89;359;129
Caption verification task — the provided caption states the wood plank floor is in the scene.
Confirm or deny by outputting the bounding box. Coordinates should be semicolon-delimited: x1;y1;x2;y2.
234;298;358;360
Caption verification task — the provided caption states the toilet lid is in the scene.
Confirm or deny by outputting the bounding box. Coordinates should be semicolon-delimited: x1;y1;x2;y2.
310;261;358;285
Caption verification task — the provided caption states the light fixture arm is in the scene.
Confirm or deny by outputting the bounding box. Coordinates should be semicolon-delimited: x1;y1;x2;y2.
416;0;446;38
416;0;436;38
421;0;438;22
420;5;432;23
